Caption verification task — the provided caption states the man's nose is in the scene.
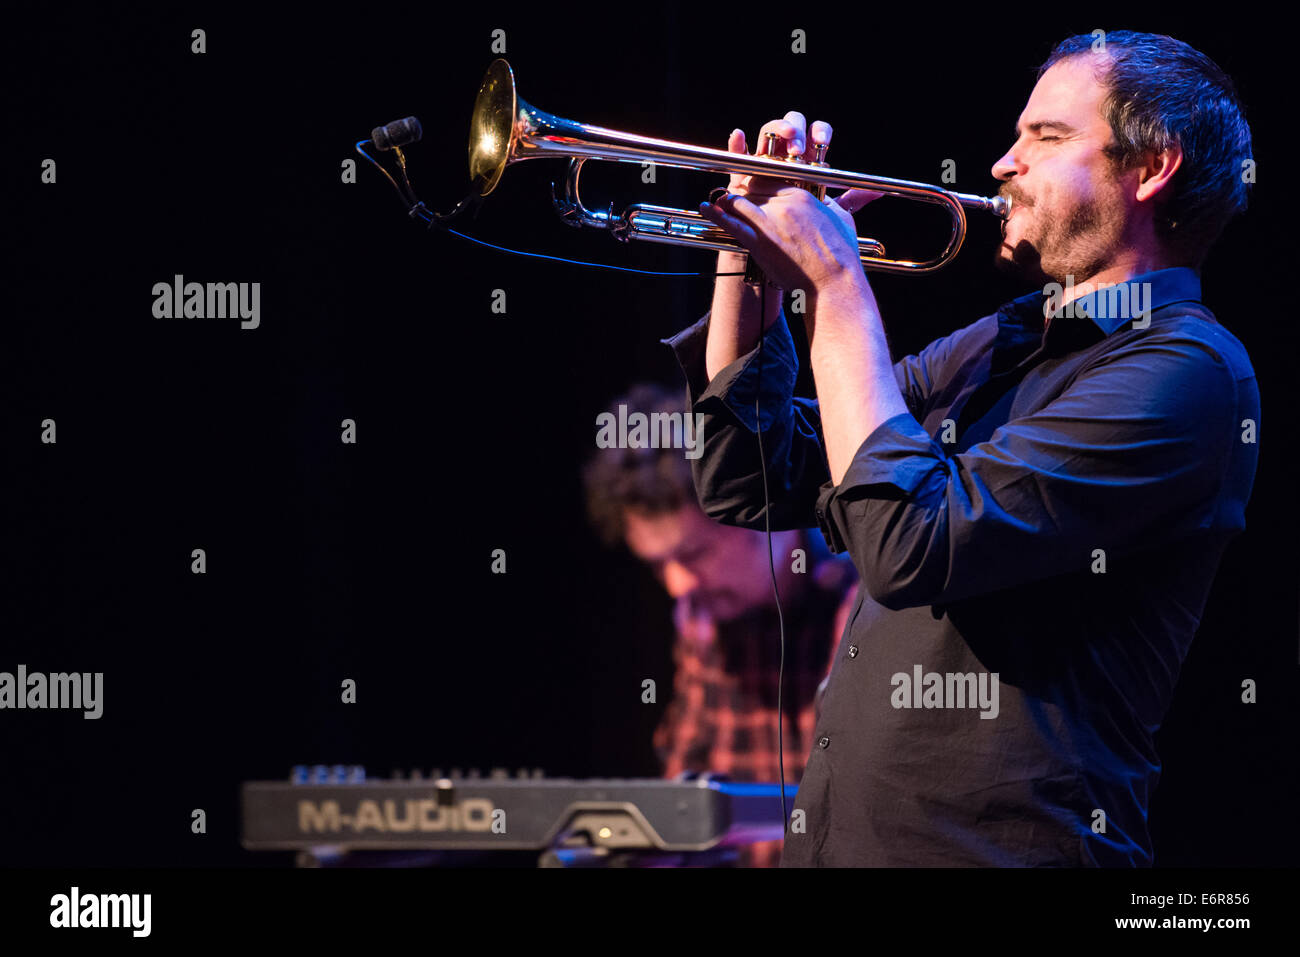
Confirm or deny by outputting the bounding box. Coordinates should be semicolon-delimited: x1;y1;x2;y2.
662;561;698;599
992;148;1024;182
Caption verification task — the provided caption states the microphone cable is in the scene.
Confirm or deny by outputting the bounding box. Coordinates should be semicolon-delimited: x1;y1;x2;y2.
355;139;742;278
756;275;791;829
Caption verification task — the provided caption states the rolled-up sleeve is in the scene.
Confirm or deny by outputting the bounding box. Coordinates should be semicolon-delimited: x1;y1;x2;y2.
663;309;831;531
663;310;985;534
816;334;1241;611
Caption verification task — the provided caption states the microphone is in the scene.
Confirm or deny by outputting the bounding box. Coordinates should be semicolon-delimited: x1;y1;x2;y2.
358;115;479;223
371;117;423;151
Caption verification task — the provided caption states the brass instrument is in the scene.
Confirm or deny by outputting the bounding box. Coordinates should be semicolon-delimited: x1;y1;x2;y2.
468;59;1010;274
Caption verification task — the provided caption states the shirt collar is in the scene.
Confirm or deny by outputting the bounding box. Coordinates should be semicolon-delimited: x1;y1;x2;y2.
998;267;1202;347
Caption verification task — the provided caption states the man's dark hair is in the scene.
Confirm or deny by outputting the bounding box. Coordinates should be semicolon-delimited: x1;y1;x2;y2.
1039;31;1253;267
582;383;697;546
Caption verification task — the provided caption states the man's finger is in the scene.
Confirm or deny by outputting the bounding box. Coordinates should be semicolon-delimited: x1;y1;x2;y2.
757;119;801;155
698;199;763;250
831;188;885;213
709;192;771;234
726;128;751;191
742;173;795;196
809;120;833;153
784;111;807;154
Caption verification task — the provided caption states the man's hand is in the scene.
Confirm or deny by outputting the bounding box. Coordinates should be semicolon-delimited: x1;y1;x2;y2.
700;112;909;487
698;113;908;488
700;112;881;292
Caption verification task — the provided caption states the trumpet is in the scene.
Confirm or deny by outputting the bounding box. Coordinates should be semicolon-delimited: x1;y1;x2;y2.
467;59;1010;274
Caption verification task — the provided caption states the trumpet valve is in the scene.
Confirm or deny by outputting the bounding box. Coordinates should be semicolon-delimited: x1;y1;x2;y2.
806;142;829;200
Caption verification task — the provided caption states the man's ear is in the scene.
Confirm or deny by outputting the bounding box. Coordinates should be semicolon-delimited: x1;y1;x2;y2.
1134;143;1183;208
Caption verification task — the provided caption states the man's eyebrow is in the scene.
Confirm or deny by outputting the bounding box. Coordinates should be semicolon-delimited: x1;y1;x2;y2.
1014;120;1079;136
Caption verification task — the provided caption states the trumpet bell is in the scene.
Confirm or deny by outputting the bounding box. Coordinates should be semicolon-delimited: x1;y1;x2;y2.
469;59;518;196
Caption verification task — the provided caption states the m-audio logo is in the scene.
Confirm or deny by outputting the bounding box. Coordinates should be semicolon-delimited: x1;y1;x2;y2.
299;798;505;833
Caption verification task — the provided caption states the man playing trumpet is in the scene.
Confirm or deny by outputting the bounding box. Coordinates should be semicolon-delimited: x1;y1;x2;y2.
668;30;1258;866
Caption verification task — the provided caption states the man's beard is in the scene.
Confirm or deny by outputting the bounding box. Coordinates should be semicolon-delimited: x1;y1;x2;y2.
994;192;1122;286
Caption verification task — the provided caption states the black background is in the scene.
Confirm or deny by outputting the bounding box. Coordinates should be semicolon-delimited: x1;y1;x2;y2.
2;5;1295;868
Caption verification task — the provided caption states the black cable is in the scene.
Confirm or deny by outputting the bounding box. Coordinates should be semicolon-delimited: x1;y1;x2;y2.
358;139;749;278
755;276;789;830
355;140;415;208
429;218;744;277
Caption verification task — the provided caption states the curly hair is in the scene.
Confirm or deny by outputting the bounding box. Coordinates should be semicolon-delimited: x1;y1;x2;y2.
582;383;698;547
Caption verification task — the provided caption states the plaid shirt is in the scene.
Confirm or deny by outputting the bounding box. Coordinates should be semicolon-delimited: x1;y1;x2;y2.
653;531;856;867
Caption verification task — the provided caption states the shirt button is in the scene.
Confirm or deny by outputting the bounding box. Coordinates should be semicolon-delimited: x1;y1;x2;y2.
818;736;830;750
848;644;859;658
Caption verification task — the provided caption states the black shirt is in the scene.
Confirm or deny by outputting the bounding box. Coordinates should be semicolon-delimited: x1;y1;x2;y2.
664;267;1259;866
